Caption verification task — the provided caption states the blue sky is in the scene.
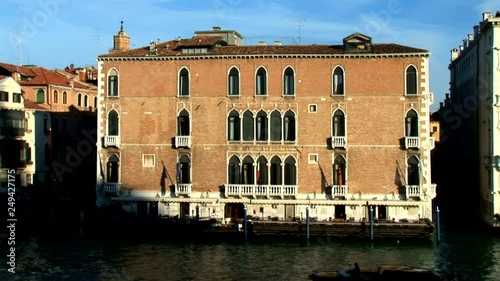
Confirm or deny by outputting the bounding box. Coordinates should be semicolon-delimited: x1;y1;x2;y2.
0;0;498;109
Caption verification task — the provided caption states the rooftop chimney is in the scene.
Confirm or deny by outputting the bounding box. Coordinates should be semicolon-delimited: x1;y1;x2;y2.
451;48;459;61
213;26;221;31
473;25;480;38
258;41;266;46
78;70;86;81
483;12;492;21
274;41;282;46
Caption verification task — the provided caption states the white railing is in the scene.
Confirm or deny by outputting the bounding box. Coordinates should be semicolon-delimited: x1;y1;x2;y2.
406;185;421;199
331;136;347;148
103;182;120;194
331;185;348;197
405;137;420;149
175;136;191;148
225;184;297;197
104;136;120;147
175;183;192;196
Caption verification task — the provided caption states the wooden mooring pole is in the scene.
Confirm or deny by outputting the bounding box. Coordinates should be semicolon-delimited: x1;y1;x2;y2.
370;206;374;241
306;207;310;240
436;206;441;243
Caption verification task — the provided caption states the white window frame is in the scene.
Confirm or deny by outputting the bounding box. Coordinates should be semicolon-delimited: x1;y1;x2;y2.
107;68;119;98
282;66;296;97
142;154;156;168
308;153;319;164
227;66;241;97
255;66;268;96
332;153;348;186
53;90;59;104
308;104;318;113
332;65;345;96
404;64;418;96
178;67;190;97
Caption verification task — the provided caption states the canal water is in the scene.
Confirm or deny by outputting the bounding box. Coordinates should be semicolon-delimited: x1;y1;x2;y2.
1;227;499;281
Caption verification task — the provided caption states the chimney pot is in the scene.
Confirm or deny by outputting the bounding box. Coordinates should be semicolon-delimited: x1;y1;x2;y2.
451;48;459;61
483;12;492;21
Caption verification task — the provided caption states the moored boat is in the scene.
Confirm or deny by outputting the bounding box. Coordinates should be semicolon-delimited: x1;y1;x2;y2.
309;265;447;281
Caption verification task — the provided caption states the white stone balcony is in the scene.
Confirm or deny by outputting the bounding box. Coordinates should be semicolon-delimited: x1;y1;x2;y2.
428;137;435;150
224;184;297;198
331;136;347;148
406;185;421;199
331;185;348;197
103;182;120;194
175;183;192;196
104;136;120;147
175;136;191;148
405;137;420;149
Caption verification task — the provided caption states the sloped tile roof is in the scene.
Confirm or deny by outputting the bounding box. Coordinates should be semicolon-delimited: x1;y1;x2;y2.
177;36;224;47
24;99;50;111
0;62;96;90
104;40;181;57
99;36;429;58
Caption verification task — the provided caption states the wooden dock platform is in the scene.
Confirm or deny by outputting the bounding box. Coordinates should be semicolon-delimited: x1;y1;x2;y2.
249;219;434;240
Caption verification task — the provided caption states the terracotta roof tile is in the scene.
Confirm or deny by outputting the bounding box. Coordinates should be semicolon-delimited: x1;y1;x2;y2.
99;40;428;59
104;40;181;57
24;99;50;111
177;36;224;47
0;62;96;90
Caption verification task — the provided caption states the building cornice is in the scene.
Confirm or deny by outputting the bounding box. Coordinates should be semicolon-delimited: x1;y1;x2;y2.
97;52;430;62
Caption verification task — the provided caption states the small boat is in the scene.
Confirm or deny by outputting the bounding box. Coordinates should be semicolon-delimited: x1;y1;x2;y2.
309;265;447;281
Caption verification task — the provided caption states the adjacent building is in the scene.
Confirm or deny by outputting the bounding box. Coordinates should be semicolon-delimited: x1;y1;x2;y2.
23;100;51;187
96;24;436;223
438;11;500;227
0;63;97;203
0;76;27;190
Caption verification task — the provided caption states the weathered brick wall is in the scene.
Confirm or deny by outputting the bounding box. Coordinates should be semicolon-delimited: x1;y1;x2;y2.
100;56;427;196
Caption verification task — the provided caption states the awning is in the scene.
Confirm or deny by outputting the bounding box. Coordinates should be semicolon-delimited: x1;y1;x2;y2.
111;196;218;204
110;196;425;207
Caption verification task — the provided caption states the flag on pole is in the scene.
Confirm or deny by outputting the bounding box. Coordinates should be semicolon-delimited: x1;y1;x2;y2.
338;165;343;186
98;152;105;180
176;162;181;184
257;162;261;183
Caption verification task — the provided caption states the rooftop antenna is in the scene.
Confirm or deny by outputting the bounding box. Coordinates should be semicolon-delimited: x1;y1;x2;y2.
93;33;100;57
293;19;306;45
16;2;24;69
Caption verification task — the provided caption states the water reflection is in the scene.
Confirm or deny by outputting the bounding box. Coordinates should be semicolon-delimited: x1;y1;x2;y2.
0;230;499;281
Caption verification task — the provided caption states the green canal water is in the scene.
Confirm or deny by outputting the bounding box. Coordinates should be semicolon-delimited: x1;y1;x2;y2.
1;227;499;281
